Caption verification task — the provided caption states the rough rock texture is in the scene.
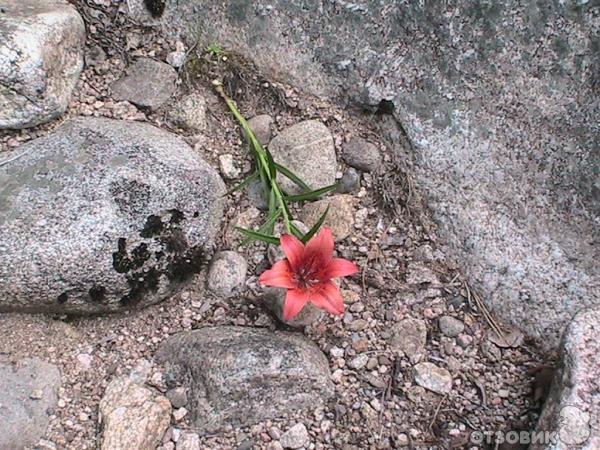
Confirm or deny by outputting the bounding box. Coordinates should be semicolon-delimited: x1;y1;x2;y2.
280;423;309;449
246;114;274;146
155;327;334;433
0;117;225;314
390;318;428;364
168;93;207;132
99;376;171;450
533;308;600;450
269;120;337;194
163;1;599;348
206;251;247;298
300;194;355;241
413;362;453;395
111;58;177;109
0;357;61;449
342;137;382;172
0;0;85;129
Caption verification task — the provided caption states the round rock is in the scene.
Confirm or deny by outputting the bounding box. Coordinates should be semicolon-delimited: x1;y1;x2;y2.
438;316;465;337
206;251;247;298
269;120;337;194
413;362;452;394
111;58;177;109
342;137;382;172
0;117;225;314
156;327;334;433
300;194;355;241
280;423;309;449
336;168;361;193
168;93;207;132
0;0;85;129
245;114;274;146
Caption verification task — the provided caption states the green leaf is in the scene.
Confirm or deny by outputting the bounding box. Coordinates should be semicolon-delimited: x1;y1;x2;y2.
283;183;338;202
274;163;311;192
259;208;282;233
301;205;329;243
265;148;277;181
224;171;259;195
240;209;282;246
289;222;305;240
235;227;280;245
266;190;278;235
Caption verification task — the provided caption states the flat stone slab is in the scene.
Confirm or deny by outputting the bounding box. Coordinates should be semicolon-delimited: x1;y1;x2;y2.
111;58;177;109
155;326;334;433
0;357;61;449
0;117;225;314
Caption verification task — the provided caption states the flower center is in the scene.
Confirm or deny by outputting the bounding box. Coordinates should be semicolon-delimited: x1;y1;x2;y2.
294;257;321;289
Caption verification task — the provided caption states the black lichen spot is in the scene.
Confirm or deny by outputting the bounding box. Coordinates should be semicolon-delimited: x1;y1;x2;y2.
168;209;185;224
376;99;395;115
113;239;151;273
131;243;150;266
89;285;106;302
193;211;199;218
155;251;165;261
57;292;68;304
120;268;161;306
166;246;204;282
113;238;131;273
141;214;164;238
144;0;166;18
161;229;188;253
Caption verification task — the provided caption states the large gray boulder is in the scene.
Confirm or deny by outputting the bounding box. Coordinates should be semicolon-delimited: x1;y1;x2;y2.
0;357;61;449
161;1;598;348
0;0;85;129
0;117;225;314
533;308;600;449
155;327;334;433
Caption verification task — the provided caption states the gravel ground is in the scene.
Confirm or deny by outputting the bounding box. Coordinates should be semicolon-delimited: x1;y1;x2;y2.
0;1;554;449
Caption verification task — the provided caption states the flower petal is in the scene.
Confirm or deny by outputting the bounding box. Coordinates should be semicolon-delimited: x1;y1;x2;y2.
325;258;359;279
280;233;305;270
310;280;345;315
259;260;296;289
283;288;309;321
305;226;334;265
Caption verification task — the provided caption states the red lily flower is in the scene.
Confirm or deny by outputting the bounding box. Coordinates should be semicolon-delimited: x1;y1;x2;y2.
259;227;359;321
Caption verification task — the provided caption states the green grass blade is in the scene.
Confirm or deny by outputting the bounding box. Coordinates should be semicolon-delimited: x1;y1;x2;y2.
240;209;282;245
260;208;282;233
289;222;305;240
274;162;311;192
301;205;329;243
283;183;338;202
265;148;277;180
235;226;280;245
224;171;259;196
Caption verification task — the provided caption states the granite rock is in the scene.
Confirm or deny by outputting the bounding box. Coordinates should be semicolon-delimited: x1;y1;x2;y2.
156;327;334;433
0;117;225;313
0;0;85;129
